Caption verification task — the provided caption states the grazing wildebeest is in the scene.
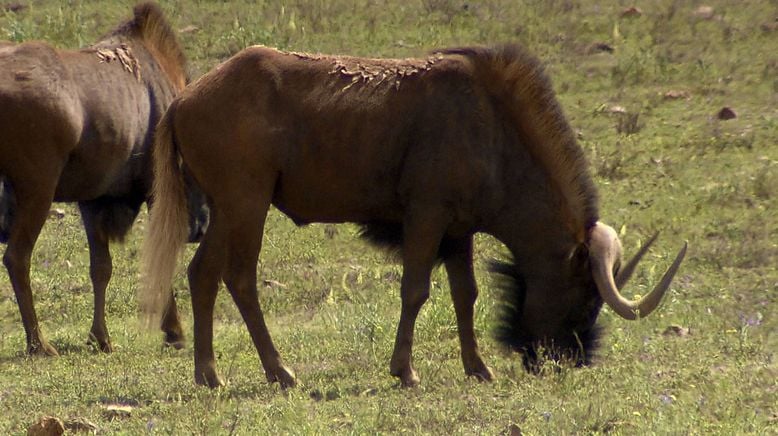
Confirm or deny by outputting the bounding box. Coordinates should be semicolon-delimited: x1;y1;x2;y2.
142;43;686;388
0;2;203;356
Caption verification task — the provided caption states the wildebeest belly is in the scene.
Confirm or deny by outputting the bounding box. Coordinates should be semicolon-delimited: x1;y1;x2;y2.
54;141;139;201
272;158;404;225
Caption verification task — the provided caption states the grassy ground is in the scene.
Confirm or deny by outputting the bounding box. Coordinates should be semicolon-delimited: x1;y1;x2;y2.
1;0;776;434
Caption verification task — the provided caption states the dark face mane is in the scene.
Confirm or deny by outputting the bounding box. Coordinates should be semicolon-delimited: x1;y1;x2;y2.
438;45;607;373
491;256;604;372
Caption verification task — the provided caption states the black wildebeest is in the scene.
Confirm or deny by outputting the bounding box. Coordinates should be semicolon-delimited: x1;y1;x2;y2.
0;2;205;356
142;43;686;388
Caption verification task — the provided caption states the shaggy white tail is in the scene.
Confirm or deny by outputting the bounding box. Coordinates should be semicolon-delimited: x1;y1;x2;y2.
140;101;189;327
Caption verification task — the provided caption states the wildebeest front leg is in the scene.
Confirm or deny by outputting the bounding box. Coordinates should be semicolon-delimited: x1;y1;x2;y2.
78;202;114;352
389;212;447;387
3;180;59;356
444;236;494;382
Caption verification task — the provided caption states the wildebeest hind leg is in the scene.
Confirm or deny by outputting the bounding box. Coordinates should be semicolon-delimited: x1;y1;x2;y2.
188;210;228;388
221;201;296;388
389;210;448;387
443;236;494;382
160;290;185;349
3;177;60;356
79;202;114;352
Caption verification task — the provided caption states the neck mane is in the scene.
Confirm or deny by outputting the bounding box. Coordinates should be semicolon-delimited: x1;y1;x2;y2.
440;45;599;243
96;2;187;88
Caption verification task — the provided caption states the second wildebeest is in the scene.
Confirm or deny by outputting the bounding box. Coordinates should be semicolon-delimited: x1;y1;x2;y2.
0;2;206;356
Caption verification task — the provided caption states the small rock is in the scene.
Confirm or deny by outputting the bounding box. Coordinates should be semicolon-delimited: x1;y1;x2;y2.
692;5;715;20
179;24;199;34
64;418;98;434
716;107;737;120
663;90;690;100
608;105;627;114
27;416;64;436
662;324;690;337
620;7;642;18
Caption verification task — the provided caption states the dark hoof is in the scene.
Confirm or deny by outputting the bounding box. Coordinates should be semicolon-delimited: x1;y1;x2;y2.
87;332;113;353
163;330;186;350
28;341;59;357
163;338;185;350
466;366;495;382
391;367;420;388
267;365;296;389
195;368;225;388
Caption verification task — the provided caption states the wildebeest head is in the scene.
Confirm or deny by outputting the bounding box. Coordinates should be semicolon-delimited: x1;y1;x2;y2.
495;222;687;372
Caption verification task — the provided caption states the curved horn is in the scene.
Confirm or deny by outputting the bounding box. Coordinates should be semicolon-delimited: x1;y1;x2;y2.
615;232;658;289
589;222;687;320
